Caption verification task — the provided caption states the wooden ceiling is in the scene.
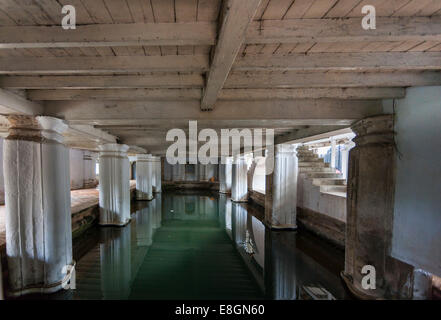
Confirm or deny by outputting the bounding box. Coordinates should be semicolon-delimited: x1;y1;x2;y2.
0;0;440;154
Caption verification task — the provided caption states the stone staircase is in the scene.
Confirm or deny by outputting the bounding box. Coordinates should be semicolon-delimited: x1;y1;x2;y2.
297;145;347;198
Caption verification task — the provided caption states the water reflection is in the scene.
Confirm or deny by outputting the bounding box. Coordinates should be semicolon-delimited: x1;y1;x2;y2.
71;192;348;300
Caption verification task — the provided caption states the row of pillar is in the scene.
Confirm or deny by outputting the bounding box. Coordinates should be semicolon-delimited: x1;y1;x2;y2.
0;114;163;297
220;148;299;231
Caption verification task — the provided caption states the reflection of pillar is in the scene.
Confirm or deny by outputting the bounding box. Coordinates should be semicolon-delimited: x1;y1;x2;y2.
219;157;232;193
152;193;162;229
265;144;298;229
99;144;130;226
136;154;153;201
232;203;247;246
83;150;98;188
343;115;399;299
100;226;131;299
231;156;248;202
4;116;73;296
218;194;227;230
135;207;153;246
264;231;297;300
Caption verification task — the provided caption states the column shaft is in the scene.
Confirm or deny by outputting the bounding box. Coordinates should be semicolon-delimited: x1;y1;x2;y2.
99;144;130;226
219;158;232;194
265;144;298;229
135;154;153;201
342;114;406;299
3;115;73;296
153;157;162;193
231;156;248;202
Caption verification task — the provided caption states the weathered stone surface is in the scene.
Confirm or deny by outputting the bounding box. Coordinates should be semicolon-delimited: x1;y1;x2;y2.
343;114;414;299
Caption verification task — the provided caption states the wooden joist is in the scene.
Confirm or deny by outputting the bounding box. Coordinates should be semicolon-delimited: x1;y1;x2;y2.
0;74;205;89
27;87;405;101
201;0;262;110
2;71;438;89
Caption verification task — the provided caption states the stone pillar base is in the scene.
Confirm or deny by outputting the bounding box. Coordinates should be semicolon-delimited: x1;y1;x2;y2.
266;223;297;231
340;271;384;300
7;261;76;298
99;219;131;227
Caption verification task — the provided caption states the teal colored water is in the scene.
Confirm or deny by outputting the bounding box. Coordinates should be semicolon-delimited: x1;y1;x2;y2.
66;191;349;300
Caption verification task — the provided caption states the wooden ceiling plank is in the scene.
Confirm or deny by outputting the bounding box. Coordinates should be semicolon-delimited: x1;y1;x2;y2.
302;0;339;18
284;0;314;19
234;52;441;72
325;0;363;18
81;0;113;24
0;55;209;74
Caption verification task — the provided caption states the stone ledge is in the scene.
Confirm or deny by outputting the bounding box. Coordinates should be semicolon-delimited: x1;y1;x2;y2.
296;206;346;249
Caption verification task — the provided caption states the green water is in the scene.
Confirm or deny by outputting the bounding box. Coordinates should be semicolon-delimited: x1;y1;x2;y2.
69;191;349;300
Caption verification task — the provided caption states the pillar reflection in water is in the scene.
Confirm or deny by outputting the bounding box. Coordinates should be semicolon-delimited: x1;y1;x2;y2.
100;226;131;299
264;231;297;300
152;193;162;229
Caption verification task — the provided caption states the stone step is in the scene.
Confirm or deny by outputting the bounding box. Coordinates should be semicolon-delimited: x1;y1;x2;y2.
298;161;328;168
305;172;343;179
320;185;347;193
299;166;334;173
321;191;347;198
312;178;347;186
298;156;320;161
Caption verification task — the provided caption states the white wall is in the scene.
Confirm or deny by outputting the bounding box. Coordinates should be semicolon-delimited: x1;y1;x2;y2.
69;148;84;190
389;86;441;276
0;138;4;205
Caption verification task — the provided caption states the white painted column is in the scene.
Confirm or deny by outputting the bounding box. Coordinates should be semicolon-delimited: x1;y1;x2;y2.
341;140;355;180
98;143;130;226
0;137;5;205
330;137;337;169
83;150;98;188
135;154;153;201
198;164;207;181
3;115;74;296
153;156;162;193
219;157;232;194
231;155;248;202
265;144;298;229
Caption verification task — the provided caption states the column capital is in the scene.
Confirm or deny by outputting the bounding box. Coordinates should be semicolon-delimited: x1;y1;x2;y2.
99;143;129;154
351;114;395;146
275;143;296;155
4;114;41;142
136;153;152;161
37;116;68;144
